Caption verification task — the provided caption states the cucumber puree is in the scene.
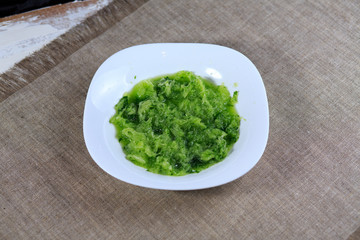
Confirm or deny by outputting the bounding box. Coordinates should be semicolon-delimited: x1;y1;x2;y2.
110;71;240;176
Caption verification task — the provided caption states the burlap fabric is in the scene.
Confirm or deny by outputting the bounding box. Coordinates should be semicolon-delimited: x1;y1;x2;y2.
1;0;359;239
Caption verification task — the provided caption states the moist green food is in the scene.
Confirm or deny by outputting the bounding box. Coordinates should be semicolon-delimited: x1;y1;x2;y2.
110;71;240;176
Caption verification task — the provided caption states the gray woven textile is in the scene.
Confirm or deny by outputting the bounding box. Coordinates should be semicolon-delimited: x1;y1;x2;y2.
1;0;359;239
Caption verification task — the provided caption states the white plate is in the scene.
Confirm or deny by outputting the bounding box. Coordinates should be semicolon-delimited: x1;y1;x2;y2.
83;43;269;190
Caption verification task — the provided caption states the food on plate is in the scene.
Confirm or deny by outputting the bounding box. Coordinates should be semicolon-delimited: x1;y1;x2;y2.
110;71;240;176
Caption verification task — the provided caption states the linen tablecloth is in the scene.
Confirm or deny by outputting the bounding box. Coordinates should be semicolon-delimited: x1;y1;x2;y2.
1;0;359;239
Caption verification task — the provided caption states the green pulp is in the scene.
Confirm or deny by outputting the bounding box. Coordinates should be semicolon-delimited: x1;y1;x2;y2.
110;71;240;176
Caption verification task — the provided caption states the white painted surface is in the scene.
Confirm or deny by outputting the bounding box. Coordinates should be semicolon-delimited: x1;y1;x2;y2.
0;22;65;72
0;0;112;73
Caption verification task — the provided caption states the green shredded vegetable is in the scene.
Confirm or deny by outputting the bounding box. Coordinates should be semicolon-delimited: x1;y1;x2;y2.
110;71;240;176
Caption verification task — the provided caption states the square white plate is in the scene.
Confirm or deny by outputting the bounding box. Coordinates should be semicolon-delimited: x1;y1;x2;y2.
83;43;269;190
